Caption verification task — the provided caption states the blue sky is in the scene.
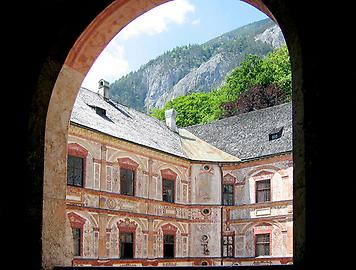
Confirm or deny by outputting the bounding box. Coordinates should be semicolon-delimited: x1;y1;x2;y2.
82;0;267;91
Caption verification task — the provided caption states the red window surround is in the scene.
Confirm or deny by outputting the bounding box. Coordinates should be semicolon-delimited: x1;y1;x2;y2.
67;212;86;257
253;225;273;257
161;169;177;203
118;157;139;171
161;169;177;181
252;171;274;203
118;158;139;196
68;143;88;187
117;218;138;258
161;223;177;258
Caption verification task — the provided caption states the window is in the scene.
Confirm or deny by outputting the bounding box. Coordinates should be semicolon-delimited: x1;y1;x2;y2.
95;106;106;117
223;235;234;257
269;127;283;141
120;232;134;258
255;233;270;256
67;155;84;187
120;168;134;196
223;184;234;206
72;228;82;256
162;178;175;203
163;234;175;258
256;179;271;203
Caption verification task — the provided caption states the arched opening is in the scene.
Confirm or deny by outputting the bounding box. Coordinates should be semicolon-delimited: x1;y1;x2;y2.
43;0;304;269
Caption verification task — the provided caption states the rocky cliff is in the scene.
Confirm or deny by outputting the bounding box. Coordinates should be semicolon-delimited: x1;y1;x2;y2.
109;18;285;112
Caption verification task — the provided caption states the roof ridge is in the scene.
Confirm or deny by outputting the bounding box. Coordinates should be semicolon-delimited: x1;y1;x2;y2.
187;102;292;129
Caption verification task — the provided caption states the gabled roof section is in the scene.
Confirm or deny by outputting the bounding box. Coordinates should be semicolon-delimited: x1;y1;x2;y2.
179;128;240;162
186;103;293;161
70;88;240;162
70;88;185;157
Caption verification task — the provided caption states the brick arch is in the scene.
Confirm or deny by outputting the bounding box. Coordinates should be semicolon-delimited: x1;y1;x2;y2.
107;151;147;171
107;216;146;232
117;217;138;233
67;143;88;158
68;139;98;159
156;164;185;181
155;221;185;234
161;223;178;235
241;220;284;235
67;212;86;229
247;166;280;180
160;168;178;180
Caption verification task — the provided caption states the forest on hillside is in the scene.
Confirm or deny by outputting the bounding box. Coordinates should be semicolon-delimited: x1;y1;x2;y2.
150;45;291;127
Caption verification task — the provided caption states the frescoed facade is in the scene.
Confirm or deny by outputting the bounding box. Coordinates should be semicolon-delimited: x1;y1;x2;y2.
65;81;293;266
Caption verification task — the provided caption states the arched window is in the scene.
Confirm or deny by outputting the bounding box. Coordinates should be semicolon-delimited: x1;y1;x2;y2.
161;224;178;258
67;143;88;187
161;169;177;203
117;218;138;259
118;158;139;196
67;212;86;257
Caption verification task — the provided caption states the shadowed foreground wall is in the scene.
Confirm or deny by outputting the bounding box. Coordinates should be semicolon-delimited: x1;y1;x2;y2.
1;0;354;269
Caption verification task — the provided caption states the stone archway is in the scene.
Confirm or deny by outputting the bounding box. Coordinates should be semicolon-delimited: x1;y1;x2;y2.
43;0;303;269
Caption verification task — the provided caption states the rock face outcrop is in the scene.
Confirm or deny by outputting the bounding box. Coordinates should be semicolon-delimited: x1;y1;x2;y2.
109;18;285;112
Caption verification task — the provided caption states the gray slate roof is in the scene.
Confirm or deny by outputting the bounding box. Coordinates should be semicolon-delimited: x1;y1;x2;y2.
70;88;185;157
186;103;293;161
71;88;292;161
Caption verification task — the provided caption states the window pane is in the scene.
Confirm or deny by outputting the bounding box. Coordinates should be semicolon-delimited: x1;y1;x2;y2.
256;234;270;256
223;235;234;257
257;180;270;190
228;245;233;256
164;243;174;258
256;180;270;202
120;233;134;259
72;228;81;256
223;194;233;206
163;179;174;203
164;234;174;244
228;236;233;244
120;168;134;196
223;184;233;193
223;184;234;205
67;155;83;187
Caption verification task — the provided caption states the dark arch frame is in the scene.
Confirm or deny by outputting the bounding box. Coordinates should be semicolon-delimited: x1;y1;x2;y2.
4;0;353;269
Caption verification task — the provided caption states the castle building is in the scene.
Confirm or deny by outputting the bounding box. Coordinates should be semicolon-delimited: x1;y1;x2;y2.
65;80;293;267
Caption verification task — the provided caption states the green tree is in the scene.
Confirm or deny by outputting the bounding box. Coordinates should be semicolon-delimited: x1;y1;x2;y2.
151;45;292;126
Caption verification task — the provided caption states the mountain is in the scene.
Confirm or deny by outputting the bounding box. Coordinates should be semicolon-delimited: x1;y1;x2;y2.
109;18;285;113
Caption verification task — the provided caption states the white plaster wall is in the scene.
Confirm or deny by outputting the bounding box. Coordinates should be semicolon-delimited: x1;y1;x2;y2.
189;223;221;257
191;164;221;205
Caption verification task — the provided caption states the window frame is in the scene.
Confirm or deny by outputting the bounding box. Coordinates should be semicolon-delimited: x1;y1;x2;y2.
255;233;271;257
119;231;135;259
255;179;271;203
67;143;88;188
67;155;84;187
160;169;177;203
72;227;82;257
162;178;175;203
120;167;135;196
222;234;234;258
67;212;86;258
222;183;234;206
163;234;175;258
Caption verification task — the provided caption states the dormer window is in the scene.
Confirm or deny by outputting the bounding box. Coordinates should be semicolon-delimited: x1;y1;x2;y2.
95;106;106;117
87;104;107;118
269;127;283;141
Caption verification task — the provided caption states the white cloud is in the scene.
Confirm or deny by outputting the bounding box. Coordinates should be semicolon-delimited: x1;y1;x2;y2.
81;43;129;91
120;0;195;40
192;19;200;26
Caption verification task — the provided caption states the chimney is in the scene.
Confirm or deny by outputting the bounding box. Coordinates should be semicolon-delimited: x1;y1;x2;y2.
98;79;110;99
165;108;178;132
